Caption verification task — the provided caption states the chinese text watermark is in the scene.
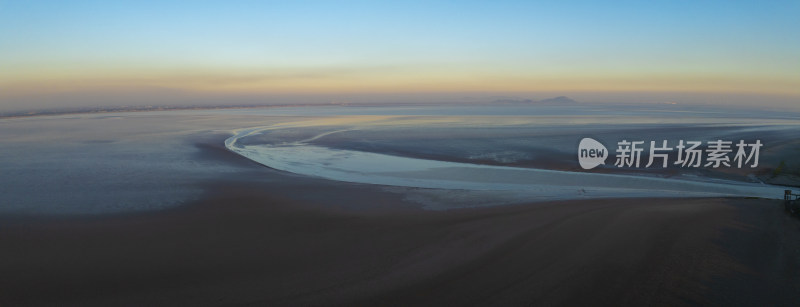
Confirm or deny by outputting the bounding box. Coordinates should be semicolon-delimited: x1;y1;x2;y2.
578;138;762;170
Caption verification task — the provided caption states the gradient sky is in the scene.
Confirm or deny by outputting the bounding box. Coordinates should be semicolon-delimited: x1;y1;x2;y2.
1;0;798;110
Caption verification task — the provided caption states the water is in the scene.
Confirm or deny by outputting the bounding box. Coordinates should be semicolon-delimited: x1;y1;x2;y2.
225;120;792;202
2;104;798;215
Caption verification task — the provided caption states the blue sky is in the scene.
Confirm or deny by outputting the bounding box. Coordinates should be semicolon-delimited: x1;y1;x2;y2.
1;0;798;110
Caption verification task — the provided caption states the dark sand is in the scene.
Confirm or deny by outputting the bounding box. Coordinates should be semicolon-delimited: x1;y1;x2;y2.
1;140;799;306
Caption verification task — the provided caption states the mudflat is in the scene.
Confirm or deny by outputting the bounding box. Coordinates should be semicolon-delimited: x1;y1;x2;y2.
2;184;798;306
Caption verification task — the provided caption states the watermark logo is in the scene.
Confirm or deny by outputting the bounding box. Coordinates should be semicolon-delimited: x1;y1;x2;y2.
578;138;608;169
577;138;762;170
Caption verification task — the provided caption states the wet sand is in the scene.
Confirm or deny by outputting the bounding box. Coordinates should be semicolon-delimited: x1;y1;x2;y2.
1;141;799;306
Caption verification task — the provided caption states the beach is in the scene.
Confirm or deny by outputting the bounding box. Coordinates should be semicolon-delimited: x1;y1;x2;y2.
2;134;799;306
2;192;798;305
1;107;799;306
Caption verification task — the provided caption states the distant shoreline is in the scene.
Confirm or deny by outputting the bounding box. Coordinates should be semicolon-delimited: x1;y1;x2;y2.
0;103;310;119
0;99;582;119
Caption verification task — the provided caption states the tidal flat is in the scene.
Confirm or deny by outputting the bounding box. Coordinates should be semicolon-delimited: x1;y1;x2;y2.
1;104;799;305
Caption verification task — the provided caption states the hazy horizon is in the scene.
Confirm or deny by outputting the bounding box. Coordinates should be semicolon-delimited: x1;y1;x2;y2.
1;1;798;112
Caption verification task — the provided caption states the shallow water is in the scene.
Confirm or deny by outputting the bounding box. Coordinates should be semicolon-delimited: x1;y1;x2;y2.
225;120;792;202
2;104;799;215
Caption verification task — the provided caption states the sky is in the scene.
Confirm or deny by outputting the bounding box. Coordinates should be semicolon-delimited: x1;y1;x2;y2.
1;0;798;111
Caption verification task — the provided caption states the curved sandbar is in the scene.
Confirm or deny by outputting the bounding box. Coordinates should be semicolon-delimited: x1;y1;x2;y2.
225;124;787;202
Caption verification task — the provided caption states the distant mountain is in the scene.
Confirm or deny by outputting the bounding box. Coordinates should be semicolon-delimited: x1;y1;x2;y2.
538;96;578;104
491;96;578;104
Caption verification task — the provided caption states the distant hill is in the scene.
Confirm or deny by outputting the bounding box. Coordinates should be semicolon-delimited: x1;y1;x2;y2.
538;96;578;104
491;96;578;105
